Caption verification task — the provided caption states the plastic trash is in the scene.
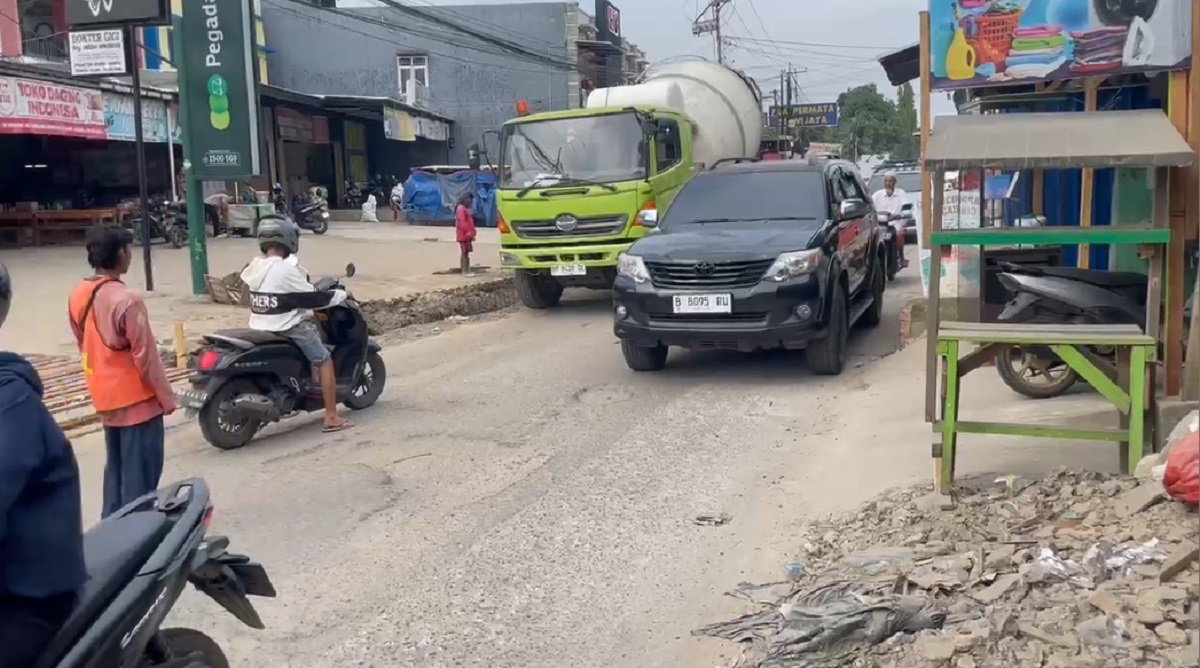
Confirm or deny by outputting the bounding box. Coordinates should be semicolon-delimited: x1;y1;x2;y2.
1163;429;1199;507
360;194;379;223
1081;540;1165;583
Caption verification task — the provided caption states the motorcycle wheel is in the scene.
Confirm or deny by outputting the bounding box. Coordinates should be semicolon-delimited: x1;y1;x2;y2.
996;346;1079;399
156;628;230;668
311;217;329;235
886;249;898;282
344;351;386;410
198;380;263;450
166;224;188;249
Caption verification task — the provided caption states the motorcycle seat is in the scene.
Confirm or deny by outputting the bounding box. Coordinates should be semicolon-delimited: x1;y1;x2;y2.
205;328;290;349
1038;267;1148;289
38;512;172;664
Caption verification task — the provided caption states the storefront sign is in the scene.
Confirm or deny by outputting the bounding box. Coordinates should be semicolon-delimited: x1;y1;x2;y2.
275;107;329;144
771;102;838;129
596;0;620;43
180;0;261;178
929;0;1194;91
941;189;981;230
383;107;415;141
103;92;171;142
0;76;106;139
66;0;170;27
68;29;128;76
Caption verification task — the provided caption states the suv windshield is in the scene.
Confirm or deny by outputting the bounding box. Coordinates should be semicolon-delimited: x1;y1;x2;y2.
867;171;922;194
499;113;645;188
662;171;827;229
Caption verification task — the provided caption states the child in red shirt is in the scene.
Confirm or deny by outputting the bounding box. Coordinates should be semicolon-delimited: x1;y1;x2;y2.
455;193;477;277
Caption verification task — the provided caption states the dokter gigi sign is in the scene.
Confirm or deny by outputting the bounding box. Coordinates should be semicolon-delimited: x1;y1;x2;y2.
0;77;106;139
929;0;1193;90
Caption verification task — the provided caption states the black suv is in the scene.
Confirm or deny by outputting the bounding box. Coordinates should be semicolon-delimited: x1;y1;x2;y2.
612;158;886;375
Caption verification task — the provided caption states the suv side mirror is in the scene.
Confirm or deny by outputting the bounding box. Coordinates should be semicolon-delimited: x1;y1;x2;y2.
838;198;868;220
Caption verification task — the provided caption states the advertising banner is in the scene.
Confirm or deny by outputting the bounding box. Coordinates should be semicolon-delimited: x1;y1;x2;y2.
0;76;106;139
929;0;1193;91
180;0;262;178
771;102;839;129
103;92;172;143
68;29;128;76
65;0;170;27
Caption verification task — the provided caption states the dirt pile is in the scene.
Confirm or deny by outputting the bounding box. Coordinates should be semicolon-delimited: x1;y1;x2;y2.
697;471;1198;667
360;278;516;333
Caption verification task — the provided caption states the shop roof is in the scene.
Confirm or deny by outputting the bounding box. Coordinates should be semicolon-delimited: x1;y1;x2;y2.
258;85;453;124
923;109;1195;171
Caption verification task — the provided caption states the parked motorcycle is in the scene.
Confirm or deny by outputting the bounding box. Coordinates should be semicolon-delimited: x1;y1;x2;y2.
343;180;364;209
876;211;903;281
180;263;386;450
274;185;330;235
33;478;275;668
131;197;188;249
994;261;1151;399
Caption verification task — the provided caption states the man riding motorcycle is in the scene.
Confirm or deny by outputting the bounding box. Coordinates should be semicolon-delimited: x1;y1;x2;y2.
238;216;354;433
871;171;910;269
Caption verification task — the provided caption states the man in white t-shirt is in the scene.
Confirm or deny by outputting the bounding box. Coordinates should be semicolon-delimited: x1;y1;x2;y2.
871;171;909;268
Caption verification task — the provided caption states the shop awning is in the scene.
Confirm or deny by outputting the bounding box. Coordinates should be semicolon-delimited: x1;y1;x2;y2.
320;94;453;125
577;39;624;53
878;43;919;87
924;109;1195;171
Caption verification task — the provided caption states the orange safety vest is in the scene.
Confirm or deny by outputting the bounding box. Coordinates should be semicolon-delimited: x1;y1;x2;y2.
67;276;156;412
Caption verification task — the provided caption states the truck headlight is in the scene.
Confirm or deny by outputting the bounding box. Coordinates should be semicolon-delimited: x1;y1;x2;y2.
617;253;650;283
764;249;820;282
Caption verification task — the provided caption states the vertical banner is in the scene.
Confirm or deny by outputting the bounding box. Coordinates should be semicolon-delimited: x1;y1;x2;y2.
180;0;261;178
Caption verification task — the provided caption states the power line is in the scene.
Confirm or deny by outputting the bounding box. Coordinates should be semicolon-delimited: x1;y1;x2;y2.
691;0;731;63
731;35;903;52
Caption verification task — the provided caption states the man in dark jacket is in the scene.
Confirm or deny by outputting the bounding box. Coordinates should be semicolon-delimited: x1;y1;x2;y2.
0;260;87;667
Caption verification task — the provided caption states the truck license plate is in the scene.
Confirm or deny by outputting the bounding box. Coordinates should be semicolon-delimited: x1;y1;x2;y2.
673;294;732;314
550;264;586;276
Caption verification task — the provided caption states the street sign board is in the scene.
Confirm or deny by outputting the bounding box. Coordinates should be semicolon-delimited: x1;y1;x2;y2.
770;102;839;129
179;0;262;179
65;0;170;27
68;29;128;77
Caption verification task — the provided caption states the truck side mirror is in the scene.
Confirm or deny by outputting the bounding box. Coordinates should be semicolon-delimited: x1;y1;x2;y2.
636;209;658;228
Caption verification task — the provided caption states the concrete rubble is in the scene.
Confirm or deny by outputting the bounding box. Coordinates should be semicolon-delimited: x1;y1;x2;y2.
697;471;1199;667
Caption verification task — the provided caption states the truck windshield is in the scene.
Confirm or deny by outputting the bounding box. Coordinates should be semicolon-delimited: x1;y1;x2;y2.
662;171;827;229
499;113;645;188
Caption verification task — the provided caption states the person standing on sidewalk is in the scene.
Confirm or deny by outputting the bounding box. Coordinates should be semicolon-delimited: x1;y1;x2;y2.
455;192;477;277
0;260;87;667
68;226;179;518
204;191;232;238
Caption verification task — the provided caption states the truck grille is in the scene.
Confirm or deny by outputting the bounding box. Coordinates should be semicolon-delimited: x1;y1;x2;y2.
645;259;773;290
511;215;627;239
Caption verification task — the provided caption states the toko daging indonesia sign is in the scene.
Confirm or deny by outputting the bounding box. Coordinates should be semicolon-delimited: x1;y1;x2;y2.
180;0;262;178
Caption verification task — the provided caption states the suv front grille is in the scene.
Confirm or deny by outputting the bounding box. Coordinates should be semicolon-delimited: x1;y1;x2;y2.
645;259;773;290
511;215;627;239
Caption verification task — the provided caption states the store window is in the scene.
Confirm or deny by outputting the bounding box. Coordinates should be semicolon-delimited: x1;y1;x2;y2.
397;55;428;98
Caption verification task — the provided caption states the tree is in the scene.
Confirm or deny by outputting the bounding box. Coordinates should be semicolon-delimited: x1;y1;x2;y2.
892;82;919;160
830;84;903;160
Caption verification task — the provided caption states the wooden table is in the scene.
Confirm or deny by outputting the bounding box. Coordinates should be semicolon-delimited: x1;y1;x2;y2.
32;209;121;246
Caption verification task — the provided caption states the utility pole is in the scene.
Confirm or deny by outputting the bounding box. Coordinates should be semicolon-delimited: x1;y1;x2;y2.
692;0;731;63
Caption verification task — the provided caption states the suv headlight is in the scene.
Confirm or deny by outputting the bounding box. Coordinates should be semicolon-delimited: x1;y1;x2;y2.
764;250;820;282
617;252;650;283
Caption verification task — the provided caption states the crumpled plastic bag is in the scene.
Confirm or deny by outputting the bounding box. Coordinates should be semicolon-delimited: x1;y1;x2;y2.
360;194;379;223
1163;430;1199;506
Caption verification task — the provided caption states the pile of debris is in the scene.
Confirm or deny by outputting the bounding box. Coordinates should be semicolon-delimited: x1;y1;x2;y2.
696;471;1198;667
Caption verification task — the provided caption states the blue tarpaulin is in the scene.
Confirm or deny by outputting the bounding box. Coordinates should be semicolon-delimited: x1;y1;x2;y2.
402;170;496;227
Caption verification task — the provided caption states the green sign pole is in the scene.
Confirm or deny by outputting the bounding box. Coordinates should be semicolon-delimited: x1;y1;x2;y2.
173;13;209;296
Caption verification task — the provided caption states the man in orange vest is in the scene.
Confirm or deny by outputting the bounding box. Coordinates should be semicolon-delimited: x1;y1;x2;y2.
68;226;178;518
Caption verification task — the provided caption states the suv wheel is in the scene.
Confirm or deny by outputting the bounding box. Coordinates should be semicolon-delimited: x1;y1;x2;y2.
859;261;885;329
621;340;668;371
514;270;563;308
808;288;848;375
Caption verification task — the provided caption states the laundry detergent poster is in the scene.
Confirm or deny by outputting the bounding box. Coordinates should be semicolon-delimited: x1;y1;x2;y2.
929;0;1193;90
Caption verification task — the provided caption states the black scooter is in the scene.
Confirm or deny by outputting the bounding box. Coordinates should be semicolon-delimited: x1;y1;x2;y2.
34;478;275;668
272;187;330;235
876;212;903;281
180;263;386;450
131;197;188;249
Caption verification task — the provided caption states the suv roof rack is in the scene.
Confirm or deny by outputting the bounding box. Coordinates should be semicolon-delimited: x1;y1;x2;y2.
709;157;761;170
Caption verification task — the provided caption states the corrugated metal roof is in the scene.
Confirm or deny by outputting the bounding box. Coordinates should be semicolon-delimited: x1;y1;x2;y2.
924;109;1194;170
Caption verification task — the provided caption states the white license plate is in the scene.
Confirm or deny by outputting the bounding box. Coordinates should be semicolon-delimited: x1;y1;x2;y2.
551;264;586;276
672;294;732;314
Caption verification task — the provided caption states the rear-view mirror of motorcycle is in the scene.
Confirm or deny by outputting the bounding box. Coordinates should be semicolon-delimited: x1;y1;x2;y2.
345;262;356;278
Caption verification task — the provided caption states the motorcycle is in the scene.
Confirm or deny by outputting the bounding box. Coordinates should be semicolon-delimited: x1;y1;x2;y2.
876;211;903;281
992;261;1174;399
131;198;188;249
274;187;330;235
34;478;275;668
179;263;386;450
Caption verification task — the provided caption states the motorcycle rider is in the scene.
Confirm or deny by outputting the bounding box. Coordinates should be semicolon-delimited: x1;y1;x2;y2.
0;260;88;667
871;171;910;268
239;216;354;433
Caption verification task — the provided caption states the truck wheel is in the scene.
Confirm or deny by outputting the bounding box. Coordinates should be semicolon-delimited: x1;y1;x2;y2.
807;288;847;375
514;270;563;309
621;340;667;371
859;261;885;329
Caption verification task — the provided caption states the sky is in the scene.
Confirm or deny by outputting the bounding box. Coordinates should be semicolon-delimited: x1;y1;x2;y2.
418;0;958;118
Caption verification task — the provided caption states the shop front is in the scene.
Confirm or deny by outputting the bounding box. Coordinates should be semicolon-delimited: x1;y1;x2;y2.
272;106;334;203
0;72;180;245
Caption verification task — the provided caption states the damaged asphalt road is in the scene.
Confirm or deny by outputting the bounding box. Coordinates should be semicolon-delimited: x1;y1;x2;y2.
67;271;923;667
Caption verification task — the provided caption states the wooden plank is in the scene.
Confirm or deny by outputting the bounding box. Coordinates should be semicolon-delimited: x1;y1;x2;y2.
919;11;933;248
939;322;1155;346
955;421;1128;442
1078;79;1099;269
925;168;944;424
1164;70;1189;396
943;321;1143;335
930;224;1170;246
1150;167;1168;347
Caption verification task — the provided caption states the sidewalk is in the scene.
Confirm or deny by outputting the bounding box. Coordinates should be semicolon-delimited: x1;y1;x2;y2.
1;222;502;357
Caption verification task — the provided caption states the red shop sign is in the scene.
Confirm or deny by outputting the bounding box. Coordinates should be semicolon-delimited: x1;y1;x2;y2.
0;76;106;140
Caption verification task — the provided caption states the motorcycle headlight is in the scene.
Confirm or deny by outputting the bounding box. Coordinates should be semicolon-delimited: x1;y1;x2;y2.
763;249;820;282
616;253;650;283
321;211;330;219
